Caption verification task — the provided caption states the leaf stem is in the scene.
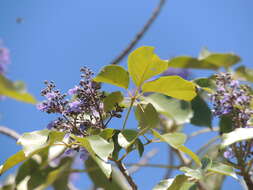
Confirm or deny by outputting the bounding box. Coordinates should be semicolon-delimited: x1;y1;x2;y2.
122;96;136;130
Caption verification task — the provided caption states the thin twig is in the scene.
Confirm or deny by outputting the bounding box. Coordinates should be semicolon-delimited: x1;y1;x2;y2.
110;0;166;65
164;147;175;179
126;163;180;169
128;148;158;174
115;160;138;190
187;127;219;141
0;126;20;140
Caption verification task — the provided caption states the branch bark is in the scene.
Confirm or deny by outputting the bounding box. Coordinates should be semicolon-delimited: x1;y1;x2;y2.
115;160;138;190
110;0;166;65
0;126;20;140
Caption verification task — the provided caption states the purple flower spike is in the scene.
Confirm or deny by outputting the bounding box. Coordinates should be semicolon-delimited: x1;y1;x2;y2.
36;102;49;111
68;86;79;95
45;92;57;100
47;120;56;129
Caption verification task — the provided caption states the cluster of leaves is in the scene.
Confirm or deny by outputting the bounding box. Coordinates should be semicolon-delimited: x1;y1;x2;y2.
1;46;253;190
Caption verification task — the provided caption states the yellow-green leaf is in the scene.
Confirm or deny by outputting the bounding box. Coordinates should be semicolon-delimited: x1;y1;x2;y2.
142;76;197;101
93;65;129;89
0;75;36;104
128;46;168;87
0;150;26;175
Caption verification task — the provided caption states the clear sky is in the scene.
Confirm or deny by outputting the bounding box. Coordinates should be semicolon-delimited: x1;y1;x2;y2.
1;0;253;189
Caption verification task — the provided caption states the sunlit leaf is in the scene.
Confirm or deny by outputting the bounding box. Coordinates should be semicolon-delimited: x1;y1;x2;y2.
152;129;201;166
93;65;129;89
100;128;115;140
86;135;114;162
135;103;159;129
142;76;197;101
85;157;131;190
118;130;138;149
180;167;202;180
234;66;253;82
168;56;218;70
153;175;194;190
103;91;124;112
143;94;193;125
0;150;26;175
0;75;36;104
207;161;238;179
221;128;253;148
128;46;168;87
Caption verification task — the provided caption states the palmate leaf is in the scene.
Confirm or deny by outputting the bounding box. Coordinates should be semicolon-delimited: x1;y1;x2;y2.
128;46;168;88
0;75;36;104
207;161;238;180
93;65;129;89
142;76;197;101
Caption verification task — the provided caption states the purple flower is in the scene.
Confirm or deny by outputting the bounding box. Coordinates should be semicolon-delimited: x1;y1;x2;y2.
47;120;56;129
65;148;75;155
223;148;234;159
36;102;49;111
45;92;57;100
68;86;79;95
67;100;82;113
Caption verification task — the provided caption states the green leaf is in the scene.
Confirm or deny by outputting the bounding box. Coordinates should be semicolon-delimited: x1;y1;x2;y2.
128;46;168;87
73;135;113;178
86;135;114;162
118;130;138;149
203;53;240;68
85;157;131;190
180;167;202;180
135;103;159;129
168;56;218;70
190;95;212;128
0;75;36;104
207;161;238;179
234;66;253;82
219;115;233;134
221;128;253;148
153;175;194;190
93;65;129;89
135;138;144;157
0;150;26;175
100;128;115;140
143;94;193;125
168;50;240;70
103;91;124;112
17;130;65;157
142;76;197;101
152;129;201;166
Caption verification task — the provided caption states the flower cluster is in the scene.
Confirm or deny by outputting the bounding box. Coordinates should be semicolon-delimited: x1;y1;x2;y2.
212;72;253;128
211;73;253;160
37;67;124;159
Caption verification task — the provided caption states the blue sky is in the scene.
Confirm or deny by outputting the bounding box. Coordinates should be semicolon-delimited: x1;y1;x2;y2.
1;0;253;189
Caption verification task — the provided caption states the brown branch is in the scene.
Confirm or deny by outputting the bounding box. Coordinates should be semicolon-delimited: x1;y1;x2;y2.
115;160;138;190
0;126;20;140
110;0;166;65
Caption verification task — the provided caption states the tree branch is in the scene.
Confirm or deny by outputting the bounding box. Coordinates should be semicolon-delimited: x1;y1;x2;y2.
115;160;138;190
110;0;166;65
0;126;20;140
